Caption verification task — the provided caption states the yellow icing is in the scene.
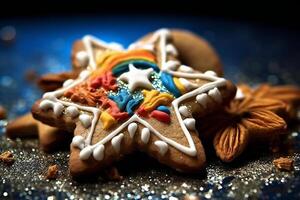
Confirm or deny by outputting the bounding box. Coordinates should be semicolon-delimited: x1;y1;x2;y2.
100;111;117;130
140;90;174;112
173;77;186;94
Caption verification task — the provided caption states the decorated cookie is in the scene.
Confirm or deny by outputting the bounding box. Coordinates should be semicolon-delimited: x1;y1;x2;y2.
32;29;236;178
71;29;223;76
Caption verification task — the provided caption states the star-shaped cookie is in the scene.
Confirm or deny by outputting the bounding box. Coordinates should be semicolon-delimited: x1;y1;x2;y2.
32;29;236;178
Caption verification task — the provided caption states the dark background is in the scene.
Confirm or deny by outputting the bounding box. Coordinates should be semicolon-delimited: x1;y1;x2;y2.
1;1;299;29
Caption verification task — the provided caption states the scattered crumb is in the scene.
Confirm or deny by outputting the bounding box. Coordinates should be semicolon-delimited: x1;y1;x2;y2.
45;164;59;180
104;167;123;181
183;194;200;200
273;157;294;171
0;105;6;119
0;151;14;164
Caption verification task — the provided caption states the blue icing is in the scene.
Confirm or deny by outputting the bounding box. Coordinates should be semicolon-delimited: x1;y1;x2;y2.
160;72;181;97
126;98;142;115
156;106;170;114
108;89;132;111
108;89;142;115
112;60;160;76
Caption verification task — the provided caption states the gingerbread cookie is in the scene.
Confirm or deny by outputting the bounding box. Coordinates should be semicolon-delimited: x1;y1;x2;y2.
71;29;223;76
32;29;236;178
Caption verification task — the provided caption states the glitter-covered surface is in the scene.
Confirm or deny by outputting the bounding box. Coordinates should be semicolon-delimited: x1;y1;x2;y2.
0;16;300;199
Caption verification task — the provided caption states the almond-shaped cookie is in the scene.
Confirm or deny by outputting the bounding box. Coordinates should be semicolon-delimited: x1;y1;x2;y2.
32;29;236;178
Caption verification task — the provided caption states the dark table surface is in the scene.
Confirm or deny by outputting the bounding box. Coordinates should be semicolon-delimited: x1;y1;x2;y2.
0;15;299;199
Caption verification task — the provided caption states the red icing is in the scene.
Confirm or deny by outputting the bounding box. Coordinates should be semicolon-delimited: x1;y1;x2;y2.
137;107;149;117
105;99;129;121
149;110;171;124
90;72;117;91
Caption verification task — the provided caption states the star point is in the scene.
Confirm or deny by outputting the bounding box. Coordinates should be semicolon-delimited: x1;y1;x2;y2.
119;64;154;92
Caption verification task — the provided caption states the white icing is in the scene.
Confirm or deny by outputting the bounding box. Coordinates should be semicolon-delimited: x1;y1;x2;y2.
128;122;137;138
75;51;89;68
178;65;194;73
179;78;198;91
63;79;74;88
72;135;85;149
79;146;93;160
166;44;178;56
183;118;196;130
53;102;64;116
93;144;105;161
208;87;222;103
204;70;217;77
119;64;154;92
111;133;124;153
154;141;168;156
108;42;124;51
235;88;245;100
79;114;92;128
66;106;79;118
39;99;54;110
82;35;124;70
141;127;150;144
179;106;190;117
128;42;155;52
162;60;179;71
196;93;209;108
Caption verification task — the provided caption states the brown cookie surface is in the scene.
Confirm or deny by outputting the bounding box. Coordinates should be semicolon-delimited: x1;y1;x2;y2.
32;28;236;178
137;29;223;76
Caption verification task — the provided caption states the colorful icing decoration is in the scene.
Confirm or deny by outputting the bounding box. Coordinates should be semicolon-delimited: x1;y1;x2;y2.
40;29;229;162
138;90;174;113
156;105;170;114
90;71;117;91
149;110;171;124
173;77;186;94
100;111;117;130
93;49;156;77
160;72;181;97
108;89;142;116
119;64;154;92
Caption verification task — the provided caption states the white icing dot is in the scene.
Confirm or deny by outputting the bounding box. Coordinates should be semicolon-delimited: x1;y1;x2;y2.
108;42;124;51
179;106;190;117
178;65;194;73
183;118;196;130
79;114;92;128
204;70;217;77
76;51;89;68
208;87;222;103
42;92;56;100
63;79;74;88
39;99;54;110
66;106;79;118
162;60;180;71
111;133;124;153
53;102;64;116
196;93;209;109
79;146;93;160
166;44;178;56
128;123;138;138
154;141;168;156
72;135;85;149
235;88;245;100
141;128;150;144
179;78;198;91
157;28;171;38
93;144;105;161
79;70;91;79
